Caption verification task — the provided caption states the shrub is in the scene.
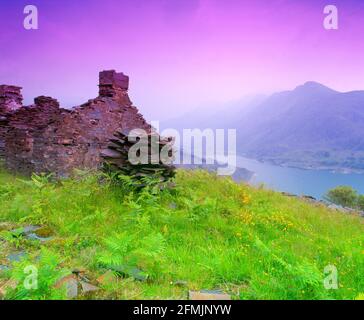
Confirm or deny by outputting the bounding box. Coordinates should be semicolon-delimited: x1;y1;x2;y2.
356;195;364;211
324;186;358;208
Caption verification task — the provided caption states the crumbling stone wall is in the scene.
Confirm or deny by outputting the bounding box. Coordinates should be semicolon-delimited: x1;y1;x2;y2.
0;85;23;160
0;70;151;176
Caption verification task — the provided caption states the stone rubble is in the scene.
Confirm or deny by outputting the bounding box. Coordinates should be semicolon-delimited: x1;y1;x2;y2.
188;290;231;300
10;225;53;242
96;270;118;286
55;272;100;299
101;129;176;186
54;274;79;299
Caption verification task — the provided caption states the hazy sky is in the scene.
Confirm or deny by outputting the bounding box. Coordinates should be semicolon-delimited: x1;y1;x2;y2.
1;0;364;120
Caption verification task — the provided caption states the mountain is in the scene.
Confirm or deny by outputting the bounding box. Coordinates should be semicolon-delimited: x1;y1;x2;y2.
236;82;364;172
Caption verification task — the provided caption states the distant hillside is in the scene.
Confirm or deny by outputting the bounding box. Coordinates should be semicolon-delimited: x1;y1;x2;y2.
236;82;364;172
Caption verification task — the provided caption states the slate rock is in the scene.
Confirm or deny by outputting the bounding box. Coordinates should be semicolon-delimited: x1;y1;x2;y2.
110;265;148;281
80;281;100;293
189;290;231;300
10;225;40;237
7;251;26;262
0;265;10;272
97;270;118;285
26;233;53;242
10;225;53;242
102;130;175;187
55;274;79;299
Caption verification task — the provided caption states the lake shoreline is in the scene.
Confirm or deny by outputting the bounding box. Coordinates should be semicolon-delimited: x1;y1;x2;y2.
235;155;364;200
238;154;364;175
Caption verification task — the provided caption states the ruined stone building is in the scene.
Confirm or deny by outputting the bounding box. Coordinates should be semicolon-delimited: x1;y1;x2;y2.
0;70;151;176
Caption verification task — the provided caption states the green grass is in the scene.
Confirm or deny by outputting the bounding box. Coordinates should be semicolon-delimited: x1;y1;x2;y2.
0;168;363;300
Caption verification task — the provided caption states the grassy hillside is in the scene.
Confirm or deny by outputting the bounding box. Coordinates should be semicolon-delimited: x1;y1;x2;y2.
0;168;363;300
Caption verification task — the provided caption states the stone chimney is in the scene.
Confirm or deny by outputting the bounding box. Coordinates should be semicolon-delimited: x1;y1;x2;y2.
0;85;23;113
98;70;129;99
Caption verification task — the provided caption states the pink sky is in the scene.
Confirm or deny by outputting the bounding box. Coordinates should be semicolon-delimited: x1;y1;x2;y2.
1;0;364;120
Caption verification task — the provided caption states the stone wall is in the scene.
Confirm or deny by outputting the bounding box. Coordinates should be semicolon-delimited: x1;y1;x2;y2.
0;85;23;160
0;70;151;176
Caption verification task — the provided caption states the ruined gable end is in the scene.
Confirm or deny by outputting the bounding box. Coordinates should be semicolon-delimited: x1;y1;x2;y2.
1;70;151;177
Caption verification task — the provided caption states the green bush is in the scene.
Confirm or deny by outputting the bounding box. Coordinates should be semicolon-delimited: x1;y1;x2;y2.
356;195;364;211
324;186;358;208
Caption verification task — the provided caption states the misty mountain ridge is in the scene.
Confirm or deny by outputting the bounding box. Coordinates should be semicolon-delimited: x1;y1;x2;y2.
237;81;364;173
160;94;267;132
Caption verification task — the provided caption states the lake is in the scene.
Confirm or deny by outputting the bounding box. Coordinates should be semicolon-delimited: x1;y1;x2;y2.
235;156;364;199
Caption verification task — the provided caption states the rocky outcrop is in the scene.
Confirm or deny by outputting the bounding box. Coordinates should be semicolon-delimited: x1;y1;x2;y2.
0;70;151;176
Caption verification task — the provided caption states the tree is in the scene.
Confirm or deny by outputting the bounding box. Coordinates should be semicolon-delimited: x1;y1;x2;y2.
324;186;358;208
356;195;364;211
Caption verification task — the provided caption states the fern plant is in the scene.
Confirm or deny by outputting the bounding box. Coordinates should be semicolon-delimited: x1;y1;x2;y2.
0;183;16;200
5;247;68;300
18;173;54;190
97;231;166;281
